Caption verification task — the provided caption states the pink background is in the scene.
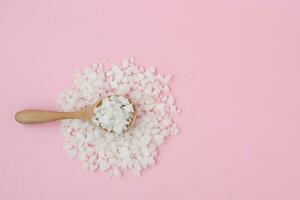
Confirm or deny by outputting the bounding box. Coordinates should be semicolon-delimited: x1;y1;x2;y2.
1;0;300;199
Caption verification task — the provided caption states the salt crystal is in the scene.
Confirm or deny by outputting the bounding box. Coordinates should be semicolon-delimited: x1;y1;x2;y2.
111;65;121;73
76;132;85;141
163;86;170;92
64;143;73;150
170;105;177;112
120;146;130;158
85;147;94;156
77;140;85;147
90;164;98;171
93;130;101;139
142;147;150;157
147;157;155;165
124;104;134;113
151;150;158;156
113;167;121;176
113;123;124;134
83;161;90;170
174;128;180;135
149;66;156;73
149;143;157;152
133;163;142;172
141;135;151;146
134;171;141;176
117;84;130;95
89;155;97;162
99;115;110;125
92;63;98;70
130;145;138;154
84;68;92;75
122;60;130;68
78;152;87;161
118;96;129;105
86;132;94;142
67;148;77;158
156;103;165;114
164;74;172;83
167;96;175;105
110;81;118;89
137;73;144;80
89;71;98;81
154;135;165;145
99;160;109;171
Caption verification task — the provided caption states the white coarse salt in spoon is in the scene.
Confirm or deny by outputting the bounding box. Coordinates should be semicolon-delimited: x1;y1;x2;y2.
15;95;137;133
92;95;137;133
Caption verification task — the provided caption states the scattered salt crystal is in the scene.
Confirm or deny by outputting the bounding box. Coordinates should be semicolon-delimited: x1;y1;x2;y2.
174;127;180;135
89;72;98;81
110;81;118;88
156;103;165;115
149;66;156;73
117;84;130;95
77;140;85;147
147;157;155;165
83;161;90;170
149;143;157;152
93;130;101;139
124;104;134;113
78;152;87;161
99;160;109;171
85;147;94;156
164;74;173;83
154;135;165;145
118;95;129;104
64;143;73;150
122;59;130;68
89;155;97;162
90;164;98;171
133;171;141;176
70;120;80;129
141;135;151;146
111;65;121;73
84;68;92;76
163;86;170;92
130;145;138;154
76;132;85;141
134;163;142;172
142;147;150;157
86;132;95;142
67;148;77;158
151;150;158;157
170;105;177;112
167;96;175;105
120;146;130;158
112;168;121;176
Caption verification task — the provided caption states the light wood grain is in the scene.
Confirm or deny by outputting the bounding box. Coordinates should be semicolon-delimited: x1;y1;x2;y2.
15;109;94;124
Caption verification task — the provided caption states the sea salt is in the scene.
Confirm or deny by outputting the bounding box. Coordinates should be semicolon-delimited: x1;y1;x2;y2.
92;95;134;134
57;58;180;177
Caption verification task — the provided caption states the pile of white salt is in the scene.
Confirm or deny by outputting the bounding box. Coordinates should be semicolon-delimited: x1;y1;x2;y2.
57;58;180;177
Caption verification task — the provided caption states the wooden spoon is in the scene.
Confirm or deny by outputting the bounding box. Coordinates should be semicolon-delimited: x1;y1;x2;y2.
15;95;137;132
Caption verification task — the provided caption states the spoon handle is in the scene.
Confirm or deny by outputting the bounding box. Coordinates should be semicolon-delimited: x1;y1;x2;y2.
15;110;84;124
